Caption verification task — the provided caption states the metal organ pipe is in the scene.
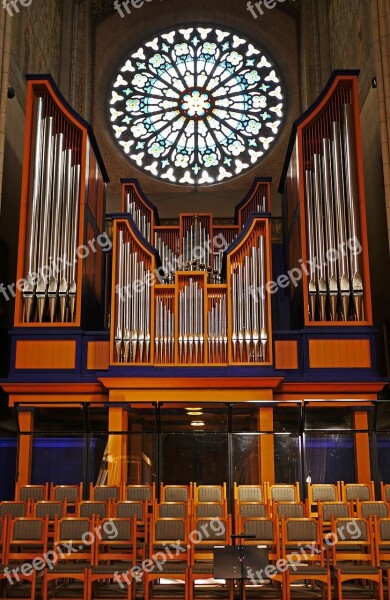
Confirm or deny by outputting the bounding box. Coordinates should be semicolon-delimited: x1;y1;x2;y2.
342;103;364;320
22;97;82;323
304;105;364;322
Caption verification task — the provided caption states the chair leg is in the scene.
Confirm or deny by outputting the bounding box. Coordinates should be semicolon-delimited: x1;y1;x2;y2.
337;574;343;600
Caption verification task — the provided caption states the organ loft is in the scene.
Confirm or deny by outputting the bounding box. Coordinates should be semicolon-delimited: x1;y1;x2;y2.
0;2;389;600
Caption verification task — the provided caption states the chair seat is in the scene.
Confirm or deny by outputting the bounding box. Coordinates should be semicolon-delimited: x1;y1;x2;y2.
191;562;214;575
92;563;134;574
50;562;91;573
333;564;379;574
288;565;328;575
147;562;187;574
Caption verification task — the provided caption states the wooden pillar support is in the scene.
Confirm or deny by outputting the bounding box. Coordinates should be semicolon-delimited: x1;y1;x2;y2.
17;409;34;486
258;408;275;485
353;410;371;484
107;407;128;485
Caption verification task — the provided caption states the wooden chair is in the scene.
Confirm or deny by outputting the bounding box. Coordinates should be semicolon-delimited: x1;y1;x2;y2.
0;517;49;600
160;483;191;503
235;502;268;533
275;501;306;519
144;517;190;600
188;516;232;600
0;501;31;518
358;502;389;519
307;483;339;516
154;501;188;518
34;501;67;522
113;500;148;561
77;501;108;519
89;484;120;502
282;517;331;600
318;501;352;527
374;517;390;600
331;517;383;600
380;483;390;504
42;517;94;600
266;483;300;504
50;483;83;511
233;483;265;503
88;517;137;600
193;483;226;504
238;517;283;598
124;483;155;504
15;483;48;503
340;482;375;514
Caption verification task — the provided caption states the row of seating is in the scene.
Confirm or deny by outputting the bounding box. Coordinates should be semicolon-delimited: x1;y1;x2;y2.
0;513;389;600
14;480;390;505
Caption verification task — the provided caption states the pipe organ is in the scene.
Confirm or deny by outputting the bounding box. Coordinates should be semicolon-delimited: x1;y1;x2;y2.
280;72;372;327
111;179;272;366
3;71;386;494
15;76;109;329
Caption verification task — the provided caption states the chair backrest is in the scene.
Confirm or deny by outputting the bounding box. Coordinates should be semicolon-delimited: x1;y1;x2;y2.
331;517;374;565
157;502;187;518
276;502;305;518
194;484;225;503
236;485;263;503
243;518;275;543
195;503;223;518
126;484;153;503
78;502;107;518
160;485;190;503
35;501;65;520
17;485;47;502
320;502;350;522
341;482;374;502
51;484;82;503
153;518;187;544
91;485;119;501
8;517;49;562
308;483;338;502
239;503;266;518
55;517;94;562
116;501;145;521
0;501;28;518
282;518;323;564
374;517;390;563
268;484;299;503
380;483;390;503
359;501;388;519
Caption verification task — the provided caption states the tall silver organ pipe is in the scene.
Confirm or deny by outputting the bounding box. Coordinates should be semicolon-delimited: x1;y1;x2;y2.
231;235;267;363
114;234;152;363
23;98;81;323
126;195;151;242
322;139;338;321
305;170;317;321
342;103;364;320
178;278;204;364
304;104;364;322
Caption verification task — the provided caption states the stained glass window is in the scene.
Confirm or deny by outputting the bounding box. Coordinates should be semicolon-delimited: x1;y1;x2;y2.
109;26;284;186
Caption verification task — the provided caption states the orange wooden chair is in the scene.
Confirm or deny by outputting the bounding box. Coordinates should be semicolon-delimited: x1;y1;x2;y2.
15;483;48;503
